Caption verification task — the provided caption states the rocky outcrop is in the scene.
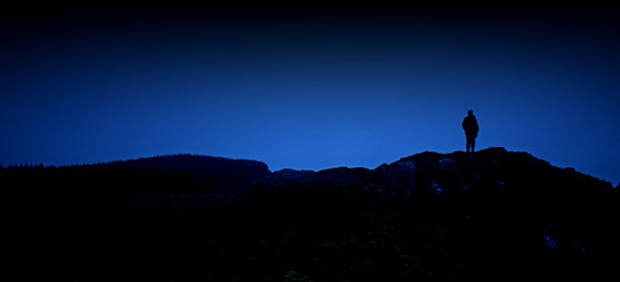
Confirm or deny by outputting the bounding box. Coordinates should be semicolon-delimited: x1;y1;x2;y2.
366;147;613;199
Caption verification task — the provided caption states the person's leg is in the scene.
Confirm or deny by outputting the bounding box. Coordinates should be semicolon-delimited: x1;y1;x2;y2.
465;138;470;153
471;138;476;153
466;135;473;153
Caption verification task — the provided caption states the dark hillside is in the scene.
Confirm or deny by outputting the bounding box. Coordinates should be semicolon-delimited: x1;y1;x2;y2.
4;148;618;281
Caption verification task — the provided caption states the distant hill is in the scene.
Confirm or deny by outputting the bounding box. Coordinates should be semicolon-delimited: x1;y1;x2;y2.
5;148;619;281
96;154;274;194
2;154;283;194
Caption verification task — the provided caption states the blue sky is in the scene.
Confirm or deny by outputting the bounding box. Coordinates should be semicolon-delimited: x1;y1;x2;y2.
1;2;618;185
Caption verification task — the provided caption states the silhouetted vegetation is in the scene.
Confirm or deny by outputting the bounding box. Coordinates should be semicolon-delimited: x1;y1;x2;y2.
5;149;619;281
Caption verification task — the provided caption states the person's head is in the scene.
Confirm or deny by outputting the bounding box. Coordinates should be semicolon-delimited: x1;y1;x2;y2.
468;110;474;116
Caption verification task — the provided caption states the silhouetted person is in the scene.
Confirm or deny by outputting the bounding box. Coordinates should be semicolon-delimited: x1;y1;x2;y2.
462;110;479;153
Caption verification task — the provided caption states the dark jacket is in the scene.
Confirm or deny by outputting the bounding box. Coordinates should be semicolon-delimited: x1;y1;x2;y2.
462;115;479;137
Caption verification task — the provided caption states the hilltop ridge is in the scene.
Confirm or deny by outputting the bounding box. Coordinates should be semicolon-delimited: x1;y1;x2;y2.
3;147;613;193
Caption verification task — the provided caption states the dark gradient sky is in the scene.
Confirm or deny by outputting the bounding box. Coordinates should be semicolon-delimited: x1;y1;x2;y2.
1;2;618;185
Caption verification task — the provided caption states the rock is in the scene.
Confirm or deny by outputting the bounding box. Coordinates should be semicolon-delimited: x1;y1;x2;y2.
438;158;458;172
544;235;559;249
371;160;417;196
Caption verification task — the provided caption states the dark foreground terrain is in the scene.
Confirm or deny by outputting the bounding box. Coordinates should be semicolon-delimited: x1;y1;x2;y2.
5;148;619;281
